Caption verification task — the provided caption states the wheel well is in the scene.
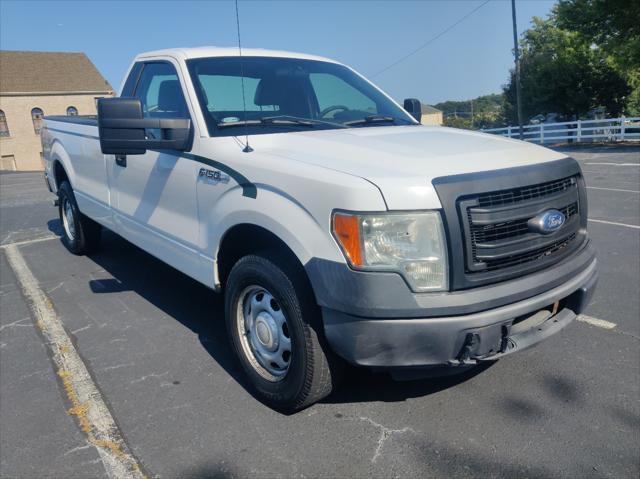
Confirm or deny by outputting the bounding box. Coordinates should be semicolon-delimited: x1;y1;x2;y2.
217;224;308;289
53;160;69;190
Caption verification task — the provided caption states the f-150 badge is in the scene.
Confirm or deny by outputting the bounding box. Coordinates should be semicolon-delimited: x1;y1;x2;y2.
199;168;230;183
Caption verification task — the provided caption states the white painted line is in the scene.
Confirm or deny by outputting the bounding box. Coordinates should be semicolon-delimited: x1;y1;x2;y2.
588;218;640;230
0;182;44;187
4;244;145;479
577;314;617;330
0;235;58;249
585;162;639;166
587;186;640;194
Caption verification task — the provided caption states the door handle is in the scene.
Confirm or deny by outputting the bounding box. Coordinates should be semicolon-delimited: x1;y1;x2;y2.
115;154;127;167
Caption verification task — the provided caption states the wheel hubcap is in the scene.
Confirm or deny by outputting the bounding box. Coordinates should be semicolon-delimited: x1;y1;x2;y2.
237;286;292;381
62;198;76;241
255;313;278;351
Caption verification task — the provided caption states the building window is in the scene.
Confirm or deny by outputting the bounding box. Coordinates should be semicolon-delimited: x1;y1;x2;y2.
66;106;78;116
0;110;9;137
31;107;44;134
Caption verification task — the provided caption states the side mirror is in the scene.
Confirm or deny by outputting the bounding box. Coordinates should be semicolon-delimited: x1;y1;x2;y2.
97;97;191;155
403;98;422;123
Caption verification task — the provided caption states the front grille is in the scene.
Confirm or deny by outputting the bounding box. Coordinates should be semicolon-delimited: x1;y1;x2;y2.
432;158;586;290
469;203;578;246
476;176;576;207
483;233;577;271
460;175;582;275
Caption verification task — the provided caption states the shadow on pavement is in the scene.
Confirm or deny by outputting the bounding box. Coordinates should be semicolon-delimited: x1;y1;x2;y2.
47;218;64;237
83;229;492;409
325;361;494;405
176;462;238;479
85;231;246;387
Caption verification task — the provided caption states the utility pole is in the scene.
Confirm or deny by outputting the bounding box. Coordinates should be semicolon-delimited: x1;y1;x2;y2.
470;99;474;129
511;0;524;139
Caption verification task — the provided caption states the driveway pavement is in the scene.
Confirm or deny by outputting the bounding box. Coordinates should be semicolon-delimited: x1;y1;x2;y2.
1;144;638;478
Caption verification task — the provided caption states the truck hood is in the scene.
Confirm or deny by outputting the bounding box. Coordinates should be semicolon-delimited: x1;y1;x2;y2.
251;125;568;210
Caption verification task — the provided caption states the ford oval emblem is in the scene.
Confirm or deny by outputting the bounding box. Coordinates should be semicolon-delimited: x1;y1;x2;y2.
528;209;566;234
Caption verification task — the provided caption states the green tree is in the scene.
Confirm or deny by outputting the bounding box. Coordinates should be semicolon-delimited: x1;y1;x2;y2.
555;0;640;114
504;17;630;123
503;0;638;122
435;94;506;129
443;116;473;129
555;0;640;73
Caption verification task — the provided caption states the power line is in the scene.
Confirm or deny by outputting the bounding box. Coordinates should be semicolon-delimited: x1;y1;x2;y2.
371;0;492;79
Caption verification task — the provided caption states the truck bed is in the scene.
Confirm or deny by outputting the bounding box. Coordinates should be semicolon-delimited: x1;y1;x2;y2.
44;115;98;127
42;115;107;230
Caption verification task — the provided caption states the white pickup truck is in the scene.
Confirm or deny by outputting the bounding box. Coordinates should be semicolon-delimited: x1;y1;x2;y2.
42;47;597;411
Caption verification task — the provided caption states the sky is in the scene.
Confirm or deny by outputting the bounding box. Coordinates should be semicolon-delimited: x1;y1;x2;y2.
0;0;556;104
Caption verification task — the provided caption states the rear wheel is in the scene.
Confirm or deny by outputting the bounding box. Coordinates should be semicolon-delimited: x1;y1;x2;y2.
225;252;341;412
58;181;101;255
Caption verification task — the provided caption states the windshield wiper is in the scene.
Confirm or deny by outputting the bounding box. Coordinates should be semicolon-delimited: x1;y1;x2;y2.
217;118;313;129
216;115;348;129
344;115;399;126
263;115;349;129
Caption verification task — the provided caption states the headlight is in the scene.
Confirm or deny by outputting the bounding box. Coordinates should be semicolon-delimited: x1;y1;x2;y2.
332;211;448;291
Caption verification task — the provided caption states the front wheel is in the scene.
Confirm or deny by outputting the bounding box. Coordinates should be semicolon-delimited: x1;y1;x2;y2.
58;181;101;255
225;253;341;412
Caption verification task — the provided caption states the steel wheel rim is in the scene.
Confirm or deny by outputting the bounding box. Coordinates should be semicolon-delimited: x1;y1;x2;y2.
62;198;76;241
236;285;292;382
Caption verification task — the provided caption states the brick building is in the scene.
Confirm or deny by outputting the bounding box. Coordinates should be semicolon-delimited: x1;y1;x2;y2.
420;103;443;126
0;51;113;171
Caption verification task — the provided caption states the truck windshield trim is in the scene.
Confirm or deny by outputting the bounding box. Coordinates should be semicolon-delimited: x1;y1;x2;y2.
186;56;416;137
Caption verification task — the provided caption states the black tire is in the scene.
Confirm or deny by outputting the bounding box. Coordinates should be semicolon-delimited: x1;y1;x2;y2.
58;181;101;255
225;252;342;412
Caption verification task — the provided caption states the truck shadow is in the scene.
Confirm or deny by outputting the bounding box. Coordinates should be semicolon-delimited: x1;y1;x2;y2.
85;229;493;409
85;230;246;386
325;362;494;405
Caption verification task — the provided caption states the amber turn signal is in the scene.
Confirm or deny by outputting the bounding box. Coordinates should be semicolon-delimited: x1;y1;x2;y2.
332;213;363;266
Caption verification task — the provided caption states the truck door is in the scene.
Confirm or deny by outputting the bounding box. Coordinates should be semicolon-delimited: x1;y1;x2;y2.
108;60;201;279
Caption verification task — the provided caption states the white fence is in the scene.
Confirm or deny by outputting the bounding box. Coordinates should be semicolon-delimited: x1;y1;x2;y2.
482;116;640;144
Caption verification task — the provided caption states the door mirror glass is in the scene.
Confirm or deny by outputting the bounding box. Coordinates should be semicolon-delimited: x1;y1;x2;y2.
97;97;191;155
403;98;422;123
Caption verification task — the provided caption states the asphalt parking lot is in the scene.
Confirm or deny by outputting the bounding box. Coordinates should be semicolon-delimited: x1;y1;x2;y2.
1;144;638;479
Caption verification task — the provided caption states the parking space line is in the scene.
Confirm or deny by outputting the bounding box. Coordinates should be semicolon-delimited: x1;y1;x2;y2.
585;162;639;166
4;244;146;479
588;218;640;230
577;314;617;330
587;186;640;194
0;235;58;249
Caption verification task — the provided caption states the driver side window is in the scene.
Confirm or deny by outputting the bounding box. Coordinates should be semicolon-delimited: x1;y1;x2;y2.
134;62;189;119
309;73;376;116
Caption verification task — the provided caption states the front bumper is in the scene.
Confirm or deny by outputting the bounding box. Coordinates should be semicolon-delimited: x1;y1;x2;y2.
308;241;597;368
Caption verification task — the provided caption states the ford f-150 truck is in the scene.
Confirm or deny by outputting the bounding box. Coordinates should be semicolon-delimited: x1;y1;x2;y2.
42;47;597;411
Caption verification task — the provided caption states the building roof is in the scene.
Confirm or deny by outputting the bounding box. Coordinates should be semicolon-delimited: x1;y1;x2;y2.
137;46;339;64
421;104;442;114
0;51;113;95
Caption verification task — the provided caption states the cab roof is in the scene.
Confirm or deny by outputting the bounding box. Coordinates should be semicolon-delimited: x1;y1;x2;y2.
136;46;340;64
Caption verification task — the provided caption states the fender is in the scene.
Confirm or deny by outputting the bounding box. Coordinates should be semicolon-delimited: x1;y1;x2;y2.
203;186;345;290
194;146;388;289
50;139;77;192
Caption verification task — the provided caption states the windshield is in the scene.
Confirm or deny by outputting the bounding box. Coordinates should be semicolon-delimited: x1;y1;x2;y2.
186;56;417;136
